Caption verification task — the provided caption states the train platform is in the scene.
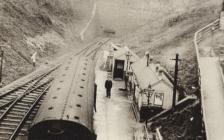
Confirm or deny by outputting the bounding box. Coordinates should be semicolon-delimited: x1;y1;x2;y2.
200;57;224;140
94;55;145;140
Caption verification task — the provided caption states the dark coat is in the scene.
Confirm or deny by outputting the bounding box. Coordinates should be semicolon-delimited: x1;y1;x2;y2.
105;80;112;89
94;83;97;112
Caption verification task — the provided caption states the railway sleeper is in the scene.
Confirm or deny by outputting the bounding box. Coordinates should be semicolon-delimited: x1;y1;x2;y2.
24;93;39;97
0;100;11;104
4;118;23;123
1;96;14;101
22;96;38;101
4;95;17;98
30;110;38;114
0;131;25;136
28;112;37;117
0;121;18;127
19;131;28;136
34;88;46;92
20;99;35;104
23;124;31;130
37;99;44;104
33;104;41;108
11;108;28;113
28;92;41;95
5;114;23;119
7;111;25;116
14;104;31;110
20;99;36;104
0;136;10;140
0;121;30;129
27;94;40;98
0;109;6;113
0;131;13;136
19;86;31;91
16;102;30;107
14;90;27;93
0;126;26;132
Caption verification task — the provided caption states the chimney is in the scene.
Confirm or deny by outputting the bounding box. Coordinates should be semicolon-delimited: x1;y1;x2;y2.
149;57;153;63
156;66;159;72
155;63;160;72
158;69;163;80
158;69;163;76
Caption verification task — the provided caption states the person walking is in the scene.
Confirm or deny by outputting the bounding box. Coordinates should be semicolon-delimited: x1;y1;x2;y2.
105;77;112;98
31;52;37;67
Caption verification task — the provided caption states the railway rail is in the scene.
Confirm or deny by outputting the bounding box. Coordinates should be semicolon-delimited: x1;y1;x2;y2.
0;38;110;140
0;65;58;140
0;67;58;109
0;79;53;140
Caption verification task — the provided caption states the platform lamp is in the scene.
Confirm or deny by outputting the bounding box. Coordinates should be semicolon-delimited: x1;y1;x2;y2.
145;85;155;106
144;85;155;126
125;51;132;72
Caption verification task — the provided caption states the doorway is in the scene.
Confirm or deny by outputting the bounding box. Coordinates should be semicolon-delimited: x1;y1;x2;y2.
113;59;125;80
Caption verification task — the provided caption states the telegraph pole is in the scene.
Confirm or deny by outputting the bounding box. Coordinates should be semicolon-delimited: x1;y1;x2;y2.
171;54;181;110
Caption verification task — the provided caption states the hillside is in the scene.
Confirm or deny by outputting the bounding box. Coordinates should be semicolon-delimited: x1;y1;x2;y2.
1;0;222;88
111;0;222;94
0;0;223;139
0;0;95;85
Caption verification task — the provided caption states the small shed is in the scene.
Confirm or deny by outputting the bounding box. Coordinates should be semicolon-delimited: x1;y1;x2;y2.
130;55;179;121
112;46;139;80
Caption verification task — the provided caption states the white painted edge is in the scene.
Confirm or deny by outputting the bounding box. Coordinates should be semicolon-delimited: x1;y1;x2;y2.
194;18;220;140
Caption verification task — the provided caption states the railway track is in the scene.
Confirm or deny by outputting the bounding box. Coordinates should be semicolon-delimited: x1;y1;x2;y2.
0;67;58;109
0;38;110;140
0;79;52;140
0;66;57;140
82;38;110;58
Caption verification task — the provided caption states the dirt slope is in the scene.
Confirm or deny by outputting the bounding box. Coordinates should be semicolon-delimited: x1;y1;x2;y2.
0;0;94;85
112;1;222;95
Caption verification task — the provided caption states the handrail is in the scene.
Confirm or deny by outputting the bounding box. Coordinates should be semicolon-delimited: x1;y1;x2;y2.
193;18;220;140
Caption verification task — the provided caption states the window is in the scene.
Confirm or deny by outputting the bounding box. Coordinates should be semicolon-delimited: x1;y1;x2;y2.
154;92;164;106
117;63;124;69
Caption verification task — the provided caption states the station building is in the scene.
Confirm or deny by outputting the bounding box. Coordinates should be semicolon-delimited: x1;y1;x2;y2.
104;44;180;122
129;54;179;121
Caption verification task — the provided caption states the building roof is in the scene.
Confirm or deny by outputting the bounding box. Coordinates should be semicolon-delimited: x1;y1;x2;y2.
131;56;173;90
113;46;139;62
